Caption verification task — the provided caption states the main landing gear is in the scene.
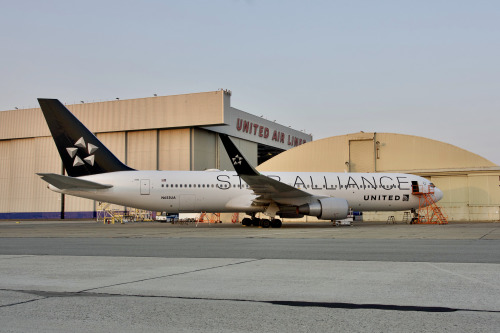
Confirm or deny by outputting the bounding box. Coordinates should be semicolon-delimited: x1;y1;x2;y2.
241;217;282;228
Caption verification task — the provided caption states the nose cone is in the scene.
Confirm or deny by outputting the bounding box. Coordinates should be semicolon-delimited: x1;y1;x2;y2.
434;187;444;202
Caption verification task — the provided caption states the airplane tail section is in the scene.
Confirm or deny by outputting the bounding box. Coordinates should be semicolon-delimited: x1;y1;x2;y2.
219;133;260;176
38;98;134;177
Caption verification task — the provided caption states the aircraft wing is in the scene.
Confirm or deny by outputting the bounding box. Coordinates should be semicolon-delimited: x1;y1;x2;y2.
219;134;315;204
37;173;113;190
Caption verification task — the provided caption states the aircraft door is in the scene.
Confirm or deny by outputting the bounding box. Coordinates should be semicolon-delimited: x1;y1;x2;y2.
140;179;150;195
411;181;419;194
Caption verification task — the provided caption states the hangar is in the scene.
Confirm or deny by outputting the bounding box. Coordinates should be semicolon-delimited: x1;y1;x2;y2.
257;132;500;222
0;90;311;219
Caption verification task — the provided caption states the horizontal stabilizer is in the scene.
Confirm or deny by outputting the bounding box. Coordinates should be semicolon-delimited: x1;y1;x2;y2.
37;173;113;190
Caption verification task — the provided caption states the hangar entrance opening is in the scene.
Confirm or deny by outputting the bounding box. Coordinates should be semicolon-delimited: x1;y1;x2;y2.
258;144;285;165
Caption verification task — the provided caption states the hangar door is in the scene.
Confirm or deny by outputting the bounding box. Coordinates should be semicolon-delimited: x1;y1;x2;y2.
349;140;375;172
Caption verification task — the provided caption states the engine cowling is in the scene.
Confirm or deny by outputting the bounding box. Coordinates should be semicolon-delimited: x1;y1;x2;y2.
297;197;349;220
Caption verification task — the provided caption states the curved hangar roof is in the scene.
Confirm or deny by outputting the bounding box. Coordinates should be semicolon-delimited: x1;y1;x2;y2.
257;132;497;174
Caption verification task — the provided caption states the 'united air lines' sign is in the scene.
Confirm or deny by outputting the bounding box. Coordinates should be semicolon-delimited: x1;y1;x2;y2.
236;118;307;147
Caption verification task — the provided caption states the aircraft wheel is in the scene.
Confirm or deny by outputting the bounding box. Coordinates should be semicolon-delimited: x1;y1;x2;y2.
261;219;271;228
242;218;252;226
270;219;282;228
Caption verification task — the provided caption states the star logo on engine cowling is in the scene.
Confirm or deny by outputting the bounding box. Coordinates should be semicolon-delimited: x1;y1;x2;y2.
232;155;243;165
66;137;99;167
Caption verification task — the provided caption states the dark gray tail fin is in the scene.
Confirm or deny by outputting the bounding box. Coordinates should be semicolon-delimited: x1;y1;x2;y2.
38;98;134;177
219;133;260;176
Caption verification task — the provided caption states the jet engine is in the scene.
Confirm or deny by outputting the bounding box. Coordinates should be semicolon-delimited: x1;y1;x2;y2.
297;197;349;220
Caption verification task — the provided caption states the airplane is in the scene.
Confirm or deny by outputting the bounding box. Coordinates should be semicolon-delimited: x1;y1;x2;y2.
37;98;443;228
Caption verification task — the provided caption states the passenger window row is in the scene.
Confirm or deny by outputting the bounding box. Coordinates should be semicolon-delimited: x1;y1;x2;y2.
159;183;395;189
160;184;251;188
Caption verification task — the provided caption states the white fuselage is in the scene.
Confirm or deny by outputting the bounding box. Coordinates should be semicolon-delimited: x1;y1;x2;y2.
49;170;441;214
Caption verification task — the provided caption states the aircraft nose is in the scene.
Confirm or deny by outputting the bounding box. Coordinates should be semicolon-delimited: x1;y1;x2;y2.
434;187;444;202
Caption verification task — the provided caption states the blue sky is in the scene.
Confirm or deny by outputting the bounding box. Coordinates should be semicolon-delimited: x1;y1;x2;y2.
2;0;499;164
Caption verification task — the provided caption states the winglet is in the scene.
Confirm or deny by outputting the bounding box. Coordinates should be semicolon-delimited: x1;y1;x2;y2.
219;134;260;176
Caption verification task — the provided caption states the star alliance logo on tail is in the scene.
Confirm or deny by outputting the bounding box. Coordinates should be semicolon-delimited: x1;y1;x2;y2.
66;137;98;167
232;155;243;165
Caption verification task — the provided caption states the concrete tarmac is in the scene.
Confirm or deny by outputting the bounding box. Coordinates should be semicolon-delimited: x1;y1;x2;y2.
0;221;499;332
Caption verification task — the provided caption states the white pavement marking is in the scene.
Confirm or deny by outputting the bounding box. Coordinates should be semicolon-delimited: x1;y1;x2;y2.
425;262;500;290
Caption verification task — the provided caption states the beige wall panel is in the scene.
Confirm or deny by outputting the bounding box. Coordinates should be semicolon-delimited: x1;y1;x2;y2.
468;206;500;221
8;139;36;212
158;129;191;171
64;195;94;214
429;176;469;222
468;175;492;205
33;137;61;212
96;132;127;164
9;178;32;213
349;140;374;172
430;176;468;205
444;206;470;222
34;137;61;174
0;140;12;211
375;133;495;171
0;142;10;211
484;175;500;206
0;137;60;214
258;135;350;172
0;140;12;179
485;174;500;210
0;179;11;212
219;137;257;172
193;129;217;171
467;175;500;214
127;130;157;170
0;107;49;140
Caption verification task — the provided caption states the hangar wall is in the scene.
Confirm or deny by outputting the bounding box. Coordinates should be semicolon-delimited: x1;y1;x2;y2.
258;132;500;222
158;129;191;171
0;137;61;218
